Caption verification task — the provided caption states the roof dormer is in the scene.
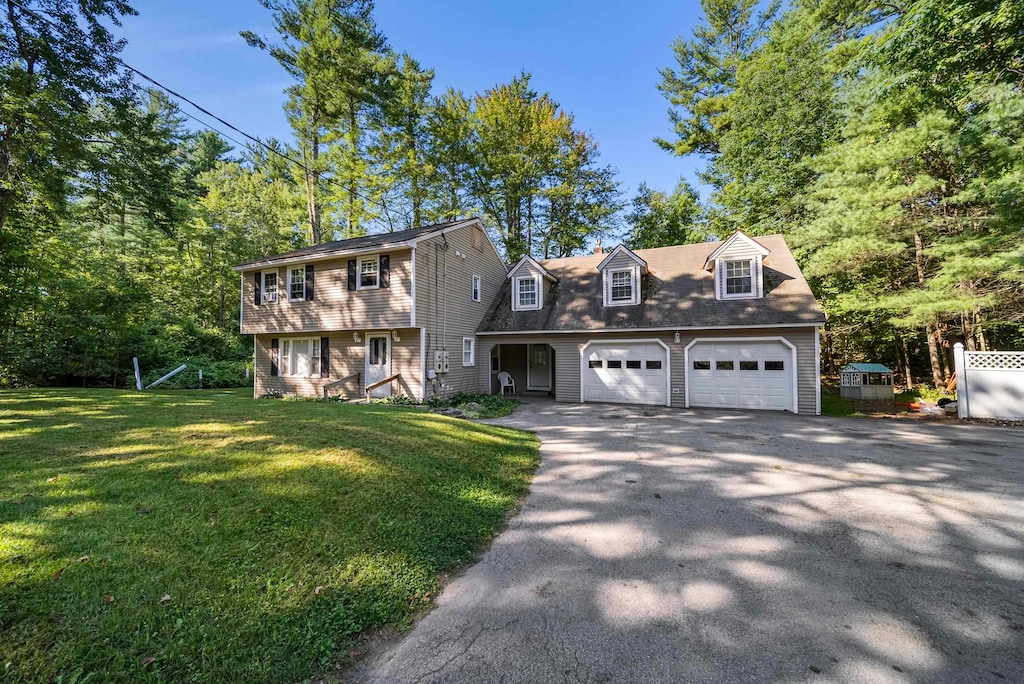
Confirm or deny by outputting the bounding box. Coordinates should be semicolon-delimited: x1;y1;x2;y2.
597;245;647;307
508;255;556;312
704;231;771;301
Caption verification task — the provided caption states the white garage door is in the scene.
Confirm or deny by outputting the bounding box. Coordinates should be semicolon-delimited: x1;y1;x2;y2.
687;340;795;412
582;341;669;406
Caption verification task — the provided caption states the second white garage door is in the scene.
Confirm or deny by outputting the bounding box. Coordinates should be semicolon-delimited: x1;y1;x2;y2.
686;340;796;412
582;341;669;406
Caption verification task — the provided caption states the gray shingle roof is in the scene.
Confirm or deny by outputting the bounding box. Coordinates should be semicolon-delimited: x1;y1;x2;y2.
478;235;825;333
233;218;475;270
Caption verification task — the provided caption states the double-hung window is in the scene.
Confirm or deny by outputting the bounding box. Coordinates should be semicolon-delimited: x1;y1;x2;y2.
280;338;321;378
516;277;538;310
462;337;475;366
725;260;753;296
359;257;379;289
610;269;633;303
262;270;279;303
288;267;306;301
472;275;481;302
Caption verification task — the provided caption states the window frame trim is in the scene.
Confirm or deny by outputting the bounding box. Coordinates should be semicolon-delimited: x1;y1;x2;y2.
287;266;307;302
462;336;476;367
280;336;322;378
603;266;640;307
261;269;280;304
356;255;381;291
472;274;482;303
513;275;542;311
718;257;760;300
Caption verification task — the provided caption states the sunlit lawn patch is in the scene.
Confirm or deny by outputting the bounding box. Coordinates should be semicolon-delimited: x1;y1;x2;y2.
0;388;539;683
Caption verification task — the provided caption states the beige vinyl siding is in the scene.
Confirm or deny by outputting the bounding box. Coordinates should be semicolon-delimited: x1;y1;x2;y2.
254;329;422;399
714;241;766;260
241;249;413;335
601;251;642;271
415;223;507;397
478;326;820;415
507;258;546;280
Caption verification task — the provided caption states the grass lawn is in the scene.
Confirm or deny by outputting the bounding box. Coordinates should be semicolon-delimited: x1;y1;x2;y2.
0;389;539;683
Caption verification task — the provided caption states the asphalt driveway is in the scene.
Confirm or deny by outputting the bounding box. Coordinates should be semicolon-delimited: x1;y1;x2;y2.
347;401;1024;683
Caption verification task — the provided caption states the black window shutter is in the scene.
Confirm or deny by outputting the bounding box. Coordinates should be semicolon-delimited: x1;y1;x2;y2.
270;338;279;376
254;272;262;306
347;259;356;290
305;264;315;301
320;336;330;377
380;254;390;288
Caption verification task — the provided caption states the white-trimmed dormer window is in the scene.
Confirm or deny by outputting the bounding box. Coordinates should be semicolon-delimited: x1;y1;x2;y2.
597;244;646;307
725;260;752;296
514;275;541;311
718;257;761;300
604;267;640;306
704;230;770;301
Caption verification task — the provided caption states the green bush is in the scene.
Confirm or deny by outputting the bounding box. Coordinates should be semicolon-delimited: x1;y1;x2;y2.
427;392;519;418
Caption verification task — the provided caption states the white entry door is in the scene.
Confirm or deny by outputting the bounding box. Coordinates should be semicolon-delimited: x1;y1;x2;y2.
686;340;795;412
582;341;669;406
527;344;551;390
365;334;391;397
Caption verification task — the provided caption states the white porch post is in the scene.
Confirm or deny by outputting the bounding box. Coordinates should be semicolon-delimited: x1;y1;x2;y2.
953;342;968;419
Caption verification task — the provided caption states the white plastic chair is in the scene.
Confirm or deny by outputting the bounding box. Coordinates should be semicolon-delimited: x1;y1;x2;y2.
497;371;516;396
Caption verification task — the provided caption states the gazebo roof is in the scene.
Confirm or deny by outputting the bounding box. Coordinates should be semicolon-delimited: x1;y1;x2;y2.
841;363;894;373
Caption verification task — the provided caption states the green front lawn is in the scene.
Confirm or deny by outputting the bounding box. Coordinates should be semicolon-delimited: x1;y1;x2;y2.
0;389;539;683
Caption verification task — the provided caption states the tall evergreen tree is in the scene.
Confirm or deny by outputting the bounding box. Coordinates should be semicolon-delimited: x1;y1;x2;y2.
656;0;779;159
242;0;388;242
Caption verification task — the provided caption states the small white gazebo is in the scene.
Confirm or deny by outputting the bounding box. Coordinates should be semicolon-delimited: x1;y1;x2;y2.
840;363;895;400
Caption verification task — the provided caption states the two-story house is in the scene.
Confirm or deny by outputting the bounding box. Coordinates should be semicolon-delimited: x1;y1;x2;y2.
234;218;826;414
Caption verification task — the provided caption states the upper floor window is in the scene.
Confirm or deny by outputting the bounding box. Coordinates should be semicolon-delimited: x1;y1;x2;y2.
288;267;306;301
359;257;379;289
262;270;279;303
515;276;540;310
472;275;481;302
603;266;640;306
724;259;753;297
610;269;633;302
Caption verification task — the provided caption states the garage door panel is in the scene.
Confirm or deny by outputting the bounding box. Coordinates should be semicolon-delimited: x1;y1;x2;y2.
687;340;794;413
583;341;668;406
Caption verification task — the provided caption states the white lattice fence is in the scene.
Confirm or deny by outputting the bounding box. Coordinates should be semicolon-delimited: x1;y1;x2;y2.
954;344;1024;419
965;352;1024;371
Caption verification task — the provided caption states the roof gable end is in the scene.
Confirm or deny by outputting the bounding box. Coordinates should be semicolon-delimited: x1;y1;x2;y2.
597;244;648;272
507;255;556;281
703;231;771;271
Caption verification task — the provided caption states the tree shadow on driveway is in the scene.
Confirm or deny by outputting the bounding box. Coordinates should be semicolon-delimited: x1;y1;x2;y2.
345;404;1024;684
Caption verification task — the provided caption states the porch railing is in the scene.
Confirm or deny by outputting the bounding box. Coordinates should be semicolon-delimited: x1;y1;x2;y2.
323;372;361;400
365;373;401;401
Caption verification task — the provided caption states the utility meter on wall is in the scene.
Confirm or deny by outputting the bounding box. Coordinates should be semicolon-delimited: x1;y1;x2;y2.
433;351;450;373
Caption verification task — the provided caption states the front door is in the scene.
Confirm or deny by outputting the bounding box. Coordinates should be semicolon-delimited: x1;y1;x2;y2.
527;344;551;391
365;334;391;397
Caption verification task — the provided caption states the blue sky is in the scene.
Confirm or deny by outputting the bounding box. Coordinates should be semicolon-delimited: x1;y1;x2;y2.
119;1;707;204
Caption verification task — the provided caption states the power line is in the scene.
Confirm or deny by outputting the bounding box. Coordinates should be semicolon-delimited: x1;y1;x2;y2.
8;0;411;227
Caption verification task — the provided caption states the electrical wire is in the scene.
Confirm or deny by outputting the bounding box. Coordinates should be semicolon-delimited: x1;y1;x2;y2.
8;0;412;226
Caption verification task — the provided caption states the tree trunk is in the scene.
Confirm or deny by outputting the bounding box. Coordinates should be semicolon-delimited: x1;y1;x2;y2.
925;324;944;386
900;335;914;389
306;127;323;244
914;231;945;386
